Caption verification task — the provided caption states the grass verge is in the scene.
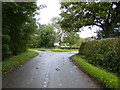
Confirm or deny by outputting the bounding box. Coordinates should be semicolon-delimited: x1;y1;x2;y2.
2;50;38;72
71;54;119;88
32;48;79;52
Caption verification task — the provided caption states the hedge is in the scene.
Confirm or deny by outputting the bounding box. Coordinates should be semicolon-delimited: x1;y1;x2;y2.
72;54;119;88
79;37;120;75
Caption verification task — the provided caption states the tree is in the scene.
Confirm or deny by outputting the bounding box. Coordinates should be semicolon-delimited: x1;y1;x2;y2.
51;17;66;46
60;2;120;38
29;24;57;48
2;2;38;59
63;31;82;48
28;34;39;48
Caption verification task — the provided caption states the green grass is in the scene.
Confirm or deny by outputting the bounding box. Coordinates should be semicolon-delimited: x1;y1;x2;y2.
32;48;79;52
2;50;38;72
71;54;119;88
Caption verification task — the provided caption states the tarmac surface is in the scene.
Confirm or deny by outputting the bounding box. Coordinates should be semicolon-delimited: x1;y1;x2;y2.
3;50;100;88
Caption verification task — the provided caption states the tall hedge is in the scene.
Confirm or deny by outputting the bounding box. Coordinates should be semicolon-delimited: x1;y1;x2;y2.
79;37;120;75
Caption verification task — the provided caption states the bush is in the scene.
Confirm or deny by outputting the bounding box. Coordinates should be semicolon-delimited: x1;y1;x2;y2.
2;44;11;60
79;37;120;75
2;35;10;43
2;35;11;60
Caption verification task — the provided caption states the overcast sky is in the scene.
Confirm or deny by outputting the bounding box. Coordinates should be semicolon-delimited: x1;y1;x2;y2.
36;0;98;38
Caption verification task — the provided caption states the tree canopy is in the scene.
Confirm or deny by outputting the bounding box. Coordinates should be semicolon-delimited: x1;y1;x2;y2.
60;2;120;38
51;17;66;46
29;24;57;48
63;32;82;47
2;2;38;59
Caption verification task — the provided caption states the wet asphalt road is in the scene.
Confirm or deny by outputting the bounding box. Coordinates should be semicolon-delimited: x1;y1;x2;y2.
3;50;100;88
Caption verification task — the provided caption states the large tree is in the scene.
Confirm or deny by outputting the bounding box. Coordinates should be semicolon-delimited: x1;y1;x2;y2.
60;2;120;38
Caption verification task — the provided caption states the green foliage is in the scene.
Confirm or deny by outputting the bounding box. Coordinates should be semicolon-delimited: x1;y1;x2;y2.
2;44;11;59
2;50;38;72
48;49;79;52
29;24;57;48
63;32;82;48
2;35;10;43
72;54;119;88
60;2;120;38
2;2;38;58
2;33;11;59
51;17;65;46
32;48;79;52
29;35;39;48
79;37;120;75
82;37;94;43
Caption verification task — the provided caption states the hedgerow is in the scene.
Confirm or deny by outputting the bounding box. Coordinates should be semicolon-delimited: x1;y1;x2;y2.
79;37;120;75
72;54;119;88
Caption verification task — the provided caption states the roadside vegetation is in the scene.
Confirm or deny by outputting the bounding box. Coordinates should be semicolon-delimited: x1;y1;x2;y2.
71;37;120;88
2;50;38;72
32;48;79;52
79;37;120;75
72;54;119;88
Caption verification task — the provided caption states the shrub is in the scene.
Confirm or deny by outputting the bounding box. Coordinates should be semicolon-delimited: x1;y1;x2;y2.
2;44;11;60
2;35;10;43
2;35;11;60
79;37;120;75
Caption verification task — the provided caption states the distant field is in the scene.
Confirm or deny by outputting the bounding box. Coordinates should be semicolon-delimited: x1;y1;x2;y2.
32;48;79;52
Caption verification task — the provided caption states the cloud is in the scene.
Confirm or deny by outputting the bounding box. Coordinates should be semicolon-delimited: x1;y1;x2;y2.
78;26;99;38
36;0;61;24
